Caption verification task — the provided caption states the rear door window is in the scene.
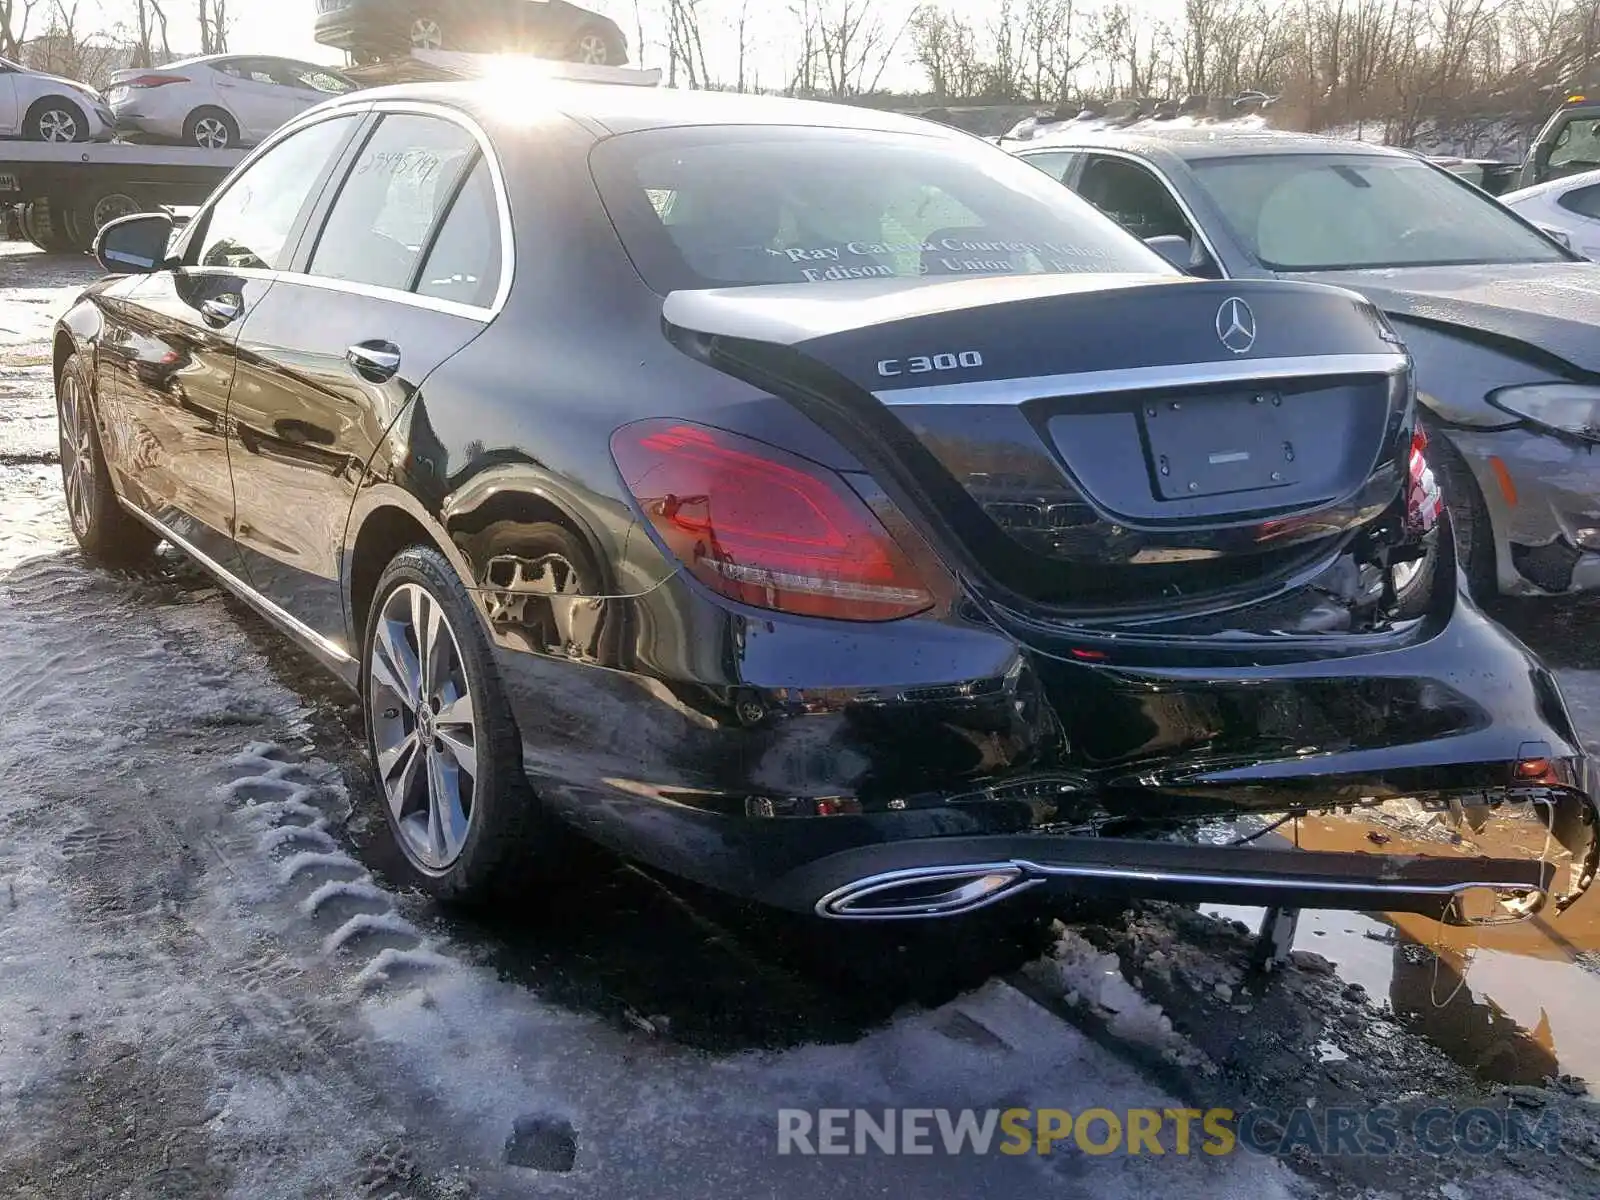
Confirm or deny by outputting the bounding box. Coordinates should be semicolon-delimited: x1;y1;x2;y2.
307;113;479;292
415;157;502;308
1019;151;1077;182
1557;181;1600;219
1549;118;1600;179
1076;155;1194;241
590;125;1165;291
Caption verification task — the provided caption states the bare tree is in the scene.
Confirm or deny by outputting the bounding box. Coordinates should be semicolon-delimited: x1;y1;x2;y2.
798;0;909;96
0;0;39;57
665;0;711;87
129;0;171;69
910;3;986;99
197;0;228;55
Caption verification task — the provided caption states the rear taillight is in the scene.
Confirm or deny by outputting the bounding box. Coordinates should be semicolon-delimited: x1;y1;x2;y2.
1406;428;1443;533
123;74;189;88
611;420;934;621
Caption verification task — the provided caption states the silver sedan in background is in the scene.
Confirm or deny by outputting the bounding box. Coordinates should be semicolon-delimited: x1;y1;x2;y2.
108;55;357;149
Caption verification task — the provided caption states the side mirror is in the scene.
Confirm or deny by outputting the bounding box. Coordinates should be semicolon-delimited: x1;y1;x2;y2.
1144;233;1191;270
95;211;174;274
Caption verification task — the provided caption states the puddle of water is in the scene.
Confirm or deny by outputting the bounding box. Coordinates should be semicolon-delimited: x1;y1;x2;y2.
1209;889;1600;1097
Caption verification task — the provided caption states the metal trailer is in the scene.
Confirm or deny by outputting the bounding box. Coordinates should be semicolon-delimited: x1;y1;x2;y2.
0;140;244;254
341;48;663;87
0;53;659;255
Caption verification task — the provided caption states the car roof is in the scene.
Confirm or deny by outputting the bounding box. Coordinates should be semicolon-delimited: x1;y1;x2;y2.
1013;125;1417;163
325;79;965;140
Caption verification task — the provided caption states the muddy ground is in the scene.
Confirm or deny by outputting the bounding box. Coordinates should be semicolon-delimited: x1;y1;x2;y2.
1;240;1596;1199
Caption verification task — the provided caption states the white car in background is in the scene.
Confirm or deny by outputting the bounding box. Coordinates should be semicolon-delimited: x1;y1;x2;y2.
1502;167;1600;260
0;55;114;141
108;55;357;149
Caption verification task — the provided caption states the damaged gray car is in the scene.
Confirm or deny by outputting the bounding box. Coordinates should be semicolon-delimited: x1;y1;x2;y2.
1010;129;1600;596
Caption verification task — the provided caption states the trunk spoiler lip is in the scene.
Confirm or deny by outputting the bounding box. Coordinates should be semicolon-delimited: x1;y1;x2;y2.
660;271;1275;346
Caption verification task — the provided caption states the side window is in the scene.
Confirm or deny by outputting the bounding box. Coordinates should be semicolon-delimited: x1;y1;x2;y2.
1549;118;1600;177
239;59;280;85
307;113;479;292
284;63;355;94
416;157;502;308
192;116;355;270
1558;182;1600;219
1076;156;1194;241
1020;151;1077;183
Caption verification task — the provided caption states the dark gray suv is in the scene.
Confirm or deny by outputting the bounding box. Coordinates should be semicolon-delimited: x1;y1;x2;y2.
314;0;628;66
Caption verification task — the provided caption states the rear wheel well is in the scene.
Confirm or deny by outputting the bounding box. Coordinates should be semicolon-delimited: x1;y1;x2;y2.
450;493;607;590
349;506;437;645
54;330;77;385
349;495;602;644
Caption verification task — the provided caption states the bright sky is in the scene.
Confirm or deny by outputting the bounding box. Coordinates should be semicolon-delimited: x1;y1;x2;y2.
67;0;1178;93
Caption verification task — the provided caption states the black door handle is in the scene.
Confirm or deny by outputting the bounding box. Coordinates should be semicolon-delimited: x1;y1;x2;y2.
346;340;400;382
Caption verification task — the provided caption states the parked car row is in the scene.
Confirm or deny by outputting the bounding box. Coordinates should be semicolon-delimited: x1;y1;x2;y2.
0;2;625;147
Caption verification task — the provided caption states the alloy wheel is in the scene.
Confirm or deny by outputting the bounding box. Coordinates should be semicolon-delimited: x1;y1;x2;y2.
38;108;78;142
193;117;230;149
91;192;141;231
369;582;480;871
575;33;609;64
410;17;443;49
57;374;96;537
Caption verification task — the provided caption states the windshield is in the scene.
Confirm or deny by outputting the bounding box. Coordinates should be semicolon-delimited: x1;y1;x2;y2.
1190;153;1569;270
590;125;1168;292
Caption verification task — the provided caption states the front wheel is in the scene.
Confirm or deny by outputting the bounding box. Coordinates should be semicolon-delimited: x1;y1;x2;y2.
362;546;558;902
567;23;623;64
56;352;160;566
409;14;444;49
26;97;87;142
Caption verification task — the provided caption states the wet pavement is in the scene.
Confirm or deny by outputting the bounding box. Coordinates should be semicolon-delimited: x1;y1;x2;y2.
2;239;1598;1198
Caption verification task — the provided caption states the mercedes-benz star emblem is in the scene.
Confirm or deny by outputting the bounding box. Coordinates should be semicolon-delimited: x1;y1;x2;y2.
1215;297;1257;354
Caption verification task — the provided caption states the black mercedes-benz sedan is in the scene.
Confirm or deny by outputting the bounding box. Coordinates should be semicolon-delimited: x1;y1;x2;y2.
56;80;1598;927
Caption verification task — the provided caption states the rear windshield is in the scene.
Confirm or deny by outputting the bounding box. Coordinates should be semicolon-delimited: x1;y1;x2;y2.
1191;153;1569;270
589;124;1167;292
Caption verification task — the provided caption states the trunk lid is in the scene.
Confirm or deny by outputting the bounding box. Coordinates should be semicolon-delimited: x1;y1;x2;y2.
664;274;1412;614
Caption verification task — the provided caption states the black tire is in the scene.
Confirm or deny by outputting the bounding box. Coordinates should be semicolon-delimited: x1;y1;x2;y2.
56;351;160;567
23;200;78;254
67;187;147;252
361;544;563;903
18;201;44;249
567;22;624;65
25;96;88;142
183;107;238;150
1420;420;1496;598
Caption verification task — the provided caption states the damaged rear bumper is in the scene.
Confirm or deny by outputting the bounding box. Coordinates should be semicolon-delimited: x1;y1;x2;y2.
780;826;1568;923
762;774;1596;923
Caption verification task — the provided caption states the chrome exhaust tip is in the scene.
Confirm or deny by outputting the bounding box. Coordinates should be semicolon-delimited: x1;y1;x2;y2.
815;864;1040;920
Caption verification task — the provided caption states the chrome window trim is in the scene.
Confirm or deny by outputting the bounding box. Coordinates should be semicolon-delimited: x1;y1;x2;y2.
175;98;514;321
363;98;515;315
124;506;356;667
1023;144;1231;278
875;352;1406;407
